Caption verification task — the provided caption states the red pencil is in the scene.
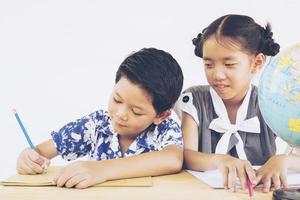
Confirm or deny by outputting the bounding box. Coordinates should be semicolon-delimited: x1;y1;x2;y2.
247;176;254;198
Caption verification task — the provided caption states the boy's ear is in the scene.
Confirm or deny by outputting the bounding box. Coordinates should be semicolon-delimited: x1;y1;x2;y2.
251;53;265;74
153;110;171;125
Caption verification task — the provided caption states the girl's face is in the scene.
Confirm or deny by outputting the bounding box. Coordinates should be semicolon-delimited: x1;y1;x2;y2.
202;35;264;104
108;77;166;139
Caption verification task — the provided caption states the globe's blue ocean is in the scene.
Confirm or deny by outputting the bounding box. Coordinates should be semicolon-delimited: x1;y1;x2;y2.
258;43;300;147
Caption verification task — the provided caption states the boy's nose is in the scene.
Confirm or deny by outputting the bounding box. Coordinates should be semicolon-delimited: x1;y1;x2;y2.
116;109;128;121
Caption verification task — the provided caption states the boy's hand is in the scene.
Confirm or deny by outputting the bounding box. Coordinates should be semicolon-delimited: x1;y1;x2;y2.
255;154;288;193
215;154;256;192
53;161;109;189
16;148;50;174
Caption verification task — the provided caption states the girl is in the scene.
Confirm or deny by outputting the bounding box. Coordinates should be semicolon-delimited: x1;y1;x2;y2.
177;14;300;193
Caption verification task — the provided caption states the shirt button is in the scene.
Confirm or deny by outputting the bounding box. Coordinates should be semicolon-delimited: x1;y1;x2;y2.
182;95;189;103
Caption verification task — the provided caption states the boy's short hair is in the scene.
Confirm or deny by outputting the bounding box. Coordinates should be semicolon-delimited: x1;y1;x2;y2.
115;48;184;114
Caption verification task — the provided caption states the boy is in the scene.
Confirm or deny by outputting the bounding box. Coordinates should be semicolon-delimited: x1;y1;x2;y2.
16;48;184;189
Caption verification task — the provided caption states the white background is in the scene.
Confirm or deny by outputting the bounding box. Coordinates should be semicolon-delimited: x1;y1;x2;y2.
0;0;299;179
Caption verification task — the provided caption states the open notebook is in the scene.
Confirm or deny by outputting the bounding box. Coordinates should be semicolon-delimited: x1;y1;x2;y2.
186;166;300;189
0;166;152;187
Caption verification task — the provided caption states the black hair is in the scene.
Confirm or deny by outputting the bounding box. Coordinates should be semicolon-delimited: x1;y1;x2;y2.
192;14;280;58
115;48;184;114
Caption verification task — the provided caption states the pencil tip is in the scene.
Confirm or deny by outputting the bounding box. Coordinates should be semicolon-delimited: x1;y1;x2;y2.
12;108;16;113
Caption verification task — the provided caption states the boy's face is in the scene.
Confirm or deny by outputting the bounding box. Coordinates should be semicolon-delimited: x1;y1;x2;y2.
108;77;162;138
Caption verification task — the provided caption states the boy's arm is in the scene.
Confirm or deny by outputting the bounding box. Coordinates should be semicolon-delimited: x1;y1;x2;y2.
36;139;59;159
17;139;58;174
104;144;183;179
53;144;182;188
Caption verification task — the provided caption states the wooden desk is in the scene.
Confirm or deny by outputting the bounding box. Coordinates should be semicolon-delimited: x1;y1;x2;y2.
0;171;272;200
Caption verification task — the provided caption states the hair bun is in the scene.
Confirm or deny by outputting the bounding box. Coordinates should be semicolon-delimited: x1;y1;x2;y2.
192;33;203;57
261;23;280;56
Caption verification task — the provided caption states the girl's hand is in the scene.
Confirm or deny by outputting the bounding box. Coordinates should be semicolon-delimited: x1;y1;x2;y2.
215;154;256;192
16;148;50;174
53;161;110;189
255;155;289;193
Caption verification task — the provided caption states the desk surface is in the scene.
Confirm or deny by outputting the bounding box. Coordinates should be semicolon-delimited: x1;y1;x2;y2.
0;171;272;200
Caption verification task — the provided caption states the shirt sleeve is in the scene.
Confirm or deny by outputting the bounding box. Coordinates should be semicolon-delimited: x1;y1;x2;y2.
156;119;183;151
176;92;199;125
51;110;105;161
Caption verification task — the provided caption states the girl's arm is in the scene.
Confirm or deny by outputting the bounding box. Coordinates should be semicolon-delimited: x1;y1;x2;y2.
182;112;220;171
182;112;255;191
287;153;300;170
256;149;300;192
53;144;183;188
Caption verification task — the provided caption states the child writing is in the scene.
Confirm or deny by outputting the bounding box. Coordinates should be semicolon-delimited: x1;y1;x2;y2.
176;14;300;193
16;48;184;189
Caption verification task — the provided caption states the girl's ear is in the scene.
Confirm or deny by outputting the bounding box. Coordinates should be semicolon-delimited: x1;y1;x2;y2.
251;53;265;74
153;110;171;125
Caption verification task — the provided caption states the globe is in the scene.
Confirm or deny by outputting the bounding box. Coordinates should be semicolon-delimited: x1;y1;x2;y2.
258;43;300;147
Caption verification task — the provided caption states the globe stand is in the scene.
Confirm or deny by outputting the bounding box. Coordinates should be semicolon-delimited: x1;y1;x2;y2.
273;188;300;200
287;145;300;157
287;145;295;155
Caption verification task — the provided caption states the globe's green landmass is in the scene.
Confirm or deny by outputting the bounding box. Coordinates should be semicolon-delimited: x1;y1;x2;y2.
258;43;300;147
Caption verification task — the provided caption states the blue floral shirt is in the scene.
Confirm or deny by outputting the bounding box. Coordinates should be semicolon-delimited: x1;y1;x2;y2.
51;109;183;161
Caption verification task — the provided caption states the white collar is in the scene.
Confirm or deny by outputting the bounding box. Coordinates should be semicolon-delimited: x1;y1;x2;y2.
209;85;252;125
209;85;260;160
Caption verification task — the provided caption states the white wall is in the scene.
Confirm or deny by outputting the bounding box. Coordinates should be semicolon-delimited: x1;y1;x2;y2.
0;0;298;179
